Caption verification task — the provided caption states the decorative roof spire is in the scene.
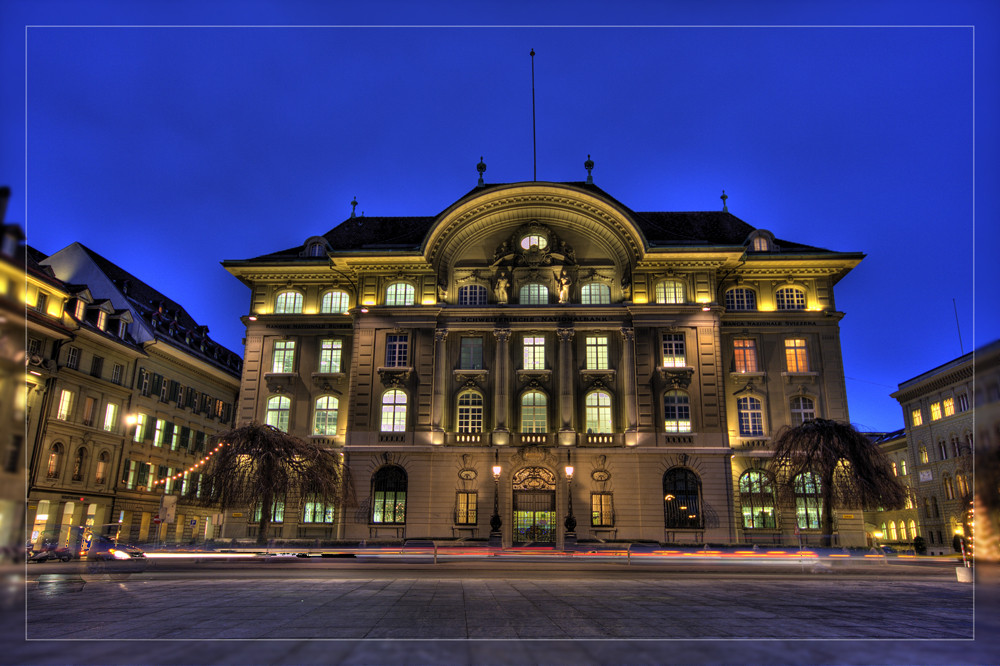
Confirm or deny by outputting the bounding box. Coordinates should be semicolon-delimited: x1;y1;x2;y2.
350;196;358;218
721;189;729;213
476;156;487;187
584;154;594;184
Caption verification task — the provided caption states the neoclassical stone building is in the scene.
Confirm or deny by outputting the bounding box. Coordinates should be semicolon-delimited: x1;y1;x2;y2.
223;172;865;547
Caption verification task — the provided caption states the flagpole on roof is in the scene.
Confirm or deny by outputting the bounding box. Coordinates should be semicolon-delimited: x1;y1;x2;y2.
530;49;537;182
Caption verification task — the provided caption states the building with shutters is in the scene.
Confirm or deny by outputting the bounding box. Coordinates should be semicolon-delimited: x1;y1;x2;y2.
222;167;867;547
22;241;242;548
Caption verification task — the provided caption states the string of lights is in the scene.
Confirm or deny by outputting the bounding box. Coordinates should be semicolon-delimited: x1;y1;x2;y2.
151;441;226;486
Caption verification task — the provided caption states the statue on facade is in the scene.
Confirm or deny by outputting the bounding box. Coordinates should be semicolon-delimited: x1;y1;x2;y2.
558;269;572;304
495;270;509;305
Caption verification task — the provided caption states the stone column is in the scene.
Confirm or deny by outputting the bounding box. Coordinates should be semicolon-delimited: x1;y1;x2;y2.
557;327;576;446
621;327;639;446
492;328;511;445
430;329;448;445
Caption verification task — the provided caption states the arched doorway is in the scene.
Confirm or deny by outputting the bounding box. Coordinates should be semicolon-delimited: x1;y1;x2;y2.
512;466;556;544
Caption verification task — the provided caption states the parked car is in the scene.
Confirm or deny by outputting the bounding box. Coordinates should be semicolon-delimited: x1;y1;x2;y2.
82;525;146;561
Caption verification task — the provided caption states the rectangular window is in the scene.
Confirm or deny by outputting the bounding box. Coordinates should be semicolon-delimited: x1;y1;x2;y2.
911;408;923;427
56;390;73;420
784;338;809;372
734;339;758;373
176;385;185;406
943;397;955;417
662;333;685;368
66;346;80;370
523;336;545;370
82;396;97;426
318;339;343;373
111;363;123;385
168;380;179;402
385;334;408;367
585;336;609;370
456;492;477;525
164;468;175;495
591;492;614;527
272;340;296;373
302;496;336;523
956;394;969;413
124;460;137;490
151;373;163;398
28;337;42;357
134;414;147;442
96;310;107;331
35;292;48;313
90;356;104;378
460;337;484;370
102;403;118;432
138;369;150;396
169;424;180;451
930;402;942;421
153;419;165;447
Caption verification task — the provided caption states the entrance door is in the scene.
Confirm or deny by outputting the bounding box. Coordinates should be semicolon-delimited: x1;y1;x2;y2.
511;466;558;545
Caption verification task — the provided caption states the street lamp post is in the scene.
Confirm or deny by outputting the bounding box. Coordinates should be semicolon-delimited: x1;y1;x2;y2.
490;450;502;547
564;458;576;548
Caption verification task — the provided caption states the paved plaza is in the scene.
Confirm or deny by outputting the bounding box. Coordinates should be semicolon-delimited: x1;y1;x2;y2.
3;560;996;665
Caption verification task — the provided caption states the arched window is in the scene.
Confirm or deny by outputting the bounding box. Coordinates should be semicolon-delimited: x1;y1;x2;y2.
663;468;702;529
456;390;484;433
46;443;63;479
519;283;548;305
737;396;764;437
909;520;917;538
790;396;815;425
458;285;488;306
521;391;547;433
951;435;961;458
775;287;806;310
313;396;339;435
739;470;777;528
274;291;303;314
937;440;948;460
320;290;350;314
72;447;86;481
371;465;407;524
385;282;415;306
655;280;685;304
956;473;969;498
888;521;898;541
900;458;907;475
265;396;291;432
663;390;691;433
890;461;898;476
306;242;326;257
930;496;939;518
520;234;547;250
585;391;612;433
580;282;611;305
943;474;955;500
881;522;888;539
95;451;108;485
725;288;757;311
918;446;929;464
380;390;407;432
794;471;822;530
898;521;907;541
751;235;770;252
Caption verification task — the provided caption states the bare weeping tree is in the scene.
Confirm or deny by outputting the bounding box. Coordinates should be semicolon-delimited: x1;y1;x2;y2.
768;418;907;548
194;422;353;545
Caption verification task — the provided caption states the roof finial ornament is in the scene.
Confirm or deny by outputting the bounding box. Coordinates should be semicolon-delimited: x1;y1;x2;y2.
476;156;487;188
721;189;729;213
350;196;358;218
584;154;594;185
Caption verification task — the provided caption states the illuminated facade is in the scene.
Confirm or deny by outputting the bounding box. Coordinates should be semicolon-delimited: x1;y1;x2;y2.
223;174;866;547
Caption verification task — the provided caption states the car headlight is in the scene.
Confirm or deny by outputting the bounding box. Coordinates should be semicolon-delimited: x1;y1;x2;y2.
109;548;132;560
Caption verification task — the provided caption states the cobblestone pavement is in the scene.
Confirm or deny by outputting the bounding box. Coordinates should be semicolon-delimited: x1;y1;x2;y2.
2;562;995;665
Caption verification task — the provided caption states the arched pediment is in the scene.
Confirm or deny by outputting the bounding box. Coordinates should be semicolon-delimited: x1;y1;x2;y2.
422;183;647;273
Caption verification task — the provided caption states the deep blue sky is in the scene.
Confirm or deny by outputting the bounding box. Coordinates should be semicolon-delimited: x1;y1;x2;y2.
3;1;998;433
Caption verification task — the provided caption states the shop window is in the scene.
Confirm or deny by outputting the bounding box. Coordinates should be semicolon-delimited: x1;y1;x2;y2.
739;470;777;529
663;468;702;528
371;466;407;524
794;472;822;530
591;492;615;527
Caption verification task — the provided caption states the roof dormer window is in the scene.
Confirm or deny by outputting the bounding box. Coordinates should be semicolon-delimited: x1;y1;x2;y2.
752;236;769;252
96;310;107;331
74;300;86;320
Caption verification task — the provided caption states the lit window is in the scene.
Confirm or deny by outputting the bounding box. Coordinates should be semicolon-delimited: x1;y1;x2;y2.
313;396;339;435
775;287;806;311
737;396;764;437
74;300;86;320
655;280;685;304
266;396;291;432
663;390;691;433
790;396;815;425
585;391;613;433
794;472;822;529
458;285;488;306
66;346;80;370
888;520;898;541
456;492;478;525
302;495;336;523
371;466;407;524
102;403;118;432
456;390;484;433
385;282;415;306
592;492;615;527
942;397;955;417
930;402;942;421
890;461;897;476
82;396;97;427
96;310;108;330
380;390;407;432
46;443;63;478
918;446;928;464
523;336;545;370
956;473;969;498
111;363;123;385
520;234;547;250
899;521;907;540
909;520;917;538
274;291;303;314
519;283;548;305
133;414;147;442
585;336;609;370
733;339;758;372
56;390;73;421
460;337;484;370
318;339;342;373
35;292;48;314
385;334;408;367
956;394;969;412
580;283;610;305
911;408;923;427
943;474;955;500
662;333;685;367
321;290;350;314
117;319;127;338
271;340;295;373
95;452;108;485
725;288;756;311
663;469;701;528
751;236;770;252
899;458;907;475
784;338;809;372
253;499;285;524
521;391;547;433
739;470;776;528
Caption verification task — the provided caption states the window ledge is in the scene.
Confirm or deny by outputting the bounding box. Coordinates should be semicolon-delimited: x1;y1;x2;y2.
730;371;766;379
781;371;818;384
516;368;552;383
453;368;488;378
657;366;694;388
377;366;413;386
781;371;818;377
311;372;347;389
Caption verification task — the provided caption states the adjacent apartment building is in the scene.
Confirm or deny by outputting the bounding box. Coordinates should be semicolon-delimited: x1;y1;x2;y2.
222;171;866;547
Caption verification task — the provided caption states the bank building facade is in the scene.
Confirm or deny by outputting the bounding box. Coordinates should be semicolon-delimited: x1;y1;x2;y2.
223;165;865;548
